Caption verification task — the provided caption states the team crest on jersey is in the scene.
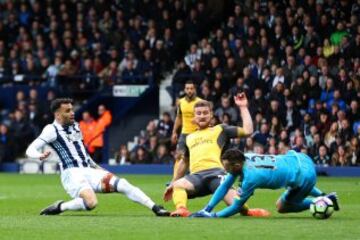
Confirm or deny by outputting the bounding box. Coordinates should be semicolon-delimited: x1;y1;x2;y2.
66;131;82;142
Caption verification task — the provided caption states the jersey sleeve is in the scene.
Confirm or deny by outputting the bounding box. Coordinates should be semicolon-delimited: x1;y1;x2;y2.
26;125;57;159
177;103;182;115
215;180;256;218
38;124;57;143
221;124;247;138
205;173;237;212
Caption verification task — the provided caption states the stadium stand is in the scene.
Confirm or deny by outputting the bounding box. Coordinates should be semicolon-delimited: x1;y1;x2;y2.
0;0;359;168
131;0;359;166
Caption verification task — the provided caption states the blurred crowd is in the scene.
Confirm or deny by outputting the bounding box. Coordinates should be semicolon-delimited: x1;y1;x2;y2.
0;88;55;163
0;0;208;93
0;0;359;166
0;0;210;163
128;0;360;166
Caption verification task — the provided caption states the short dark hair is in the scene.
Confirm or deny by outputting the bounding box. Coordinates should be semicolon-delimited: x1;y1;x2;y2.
221;149;245;164
50;98;73;113
194;100;213;110
185;80;195;86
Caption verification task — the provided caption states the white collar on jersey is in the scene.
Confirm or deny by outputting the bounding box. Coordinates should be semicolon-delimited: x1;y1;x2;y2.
53;120;76;131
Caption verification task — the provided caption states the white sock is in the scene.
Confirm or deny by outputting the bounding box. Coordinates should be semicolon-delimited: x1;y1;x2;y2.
60;198;87;211
111;178;155;209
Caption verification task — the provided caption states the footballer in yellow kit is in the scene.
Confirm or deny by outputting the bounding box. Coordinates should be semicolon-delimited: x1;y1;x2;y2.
171;80;203;177
164;94;270;217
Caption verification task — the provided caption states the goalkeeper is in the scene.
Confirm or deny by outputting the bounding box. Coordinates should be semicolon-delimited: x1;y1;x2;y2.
192;149;340;218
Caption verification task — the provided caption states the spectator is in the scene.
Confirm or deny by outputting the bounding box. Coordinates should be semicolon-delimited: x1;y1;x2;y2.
10;109;34;157
253;123;270;146
244;137;254;153
317;111;331;138
0;124;15;163
292;134;306;152
285;99;301;132
153;144;174;164
349;137;360;166
214;94;238;123
331;145;351;166
324;122;339;148
79;111;97;154
347;100;360;126
131;146;152;164
339;119;352;142
157;112;173;140
329;134;344;156
171;61;191;105
147;135;159;160
115;144;131;165
269;116;282;138
249;88;266;116
314;145;330;166
90;104;112;163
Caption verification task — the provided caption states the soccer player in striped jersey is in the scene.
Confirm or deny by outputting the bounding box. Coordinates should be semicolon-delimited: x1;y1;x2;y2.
192;149;339;218
26;98;169;216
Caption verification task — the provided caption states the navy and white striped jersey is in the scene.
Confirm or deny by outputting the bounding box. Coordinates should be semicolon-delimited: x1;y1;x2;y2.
37;121;93;170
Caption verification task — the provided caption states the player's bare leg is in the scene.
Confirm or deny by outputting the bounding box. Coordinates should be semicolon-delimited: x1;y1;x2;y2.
170;178;194;217
172;152;185;178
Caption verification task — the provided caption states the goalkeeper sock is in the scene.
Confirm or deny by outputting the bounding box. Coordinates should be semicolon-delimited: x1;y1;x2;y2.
281;198;312;213
60;198;88;211
112;178;155;209
309;187;323;197
173;187;188;209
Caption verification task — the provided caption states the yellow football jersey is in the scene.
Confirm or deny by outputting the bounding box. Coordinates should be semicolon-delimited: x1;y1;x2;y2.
185;124;246;173
178;96;202;134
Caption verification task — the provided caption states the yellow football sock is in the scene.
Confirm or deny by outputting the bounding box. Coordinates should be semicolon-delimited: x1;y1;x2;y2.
240;203;250;215
173;187;188;209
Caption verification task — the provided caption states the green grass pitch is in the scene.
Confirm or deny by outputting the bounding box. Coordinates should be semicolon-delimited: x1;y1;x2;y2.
0;174;360;240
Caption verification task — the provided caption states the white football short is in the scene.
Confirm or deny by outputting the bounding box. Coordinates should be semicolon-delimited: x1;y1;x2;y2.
61;167;109;198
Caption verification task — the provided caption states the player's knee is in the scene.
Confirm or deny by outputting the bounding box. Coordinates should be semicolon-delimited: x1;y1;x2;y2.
276;199;290;213
84;197;98;210
276;199;285;213
101;173;115;193
175;152;184;161
172;180;184;189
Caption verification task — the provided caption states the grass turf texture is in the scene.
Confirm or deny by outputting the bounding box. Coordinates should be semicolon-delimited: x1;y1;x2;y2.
0;174;359;240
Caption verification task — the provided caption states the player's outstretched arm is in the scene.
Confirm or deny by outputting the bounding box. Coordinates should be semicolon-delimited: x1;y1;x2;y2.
215;186;254;218
204;173;236;212
234;93;253;136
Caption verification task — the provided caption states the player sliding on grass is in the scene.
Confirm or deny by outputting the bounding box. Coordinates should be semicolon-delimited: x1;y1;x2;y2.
192;148;340;218
164;94;270;217
26;98;169;217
